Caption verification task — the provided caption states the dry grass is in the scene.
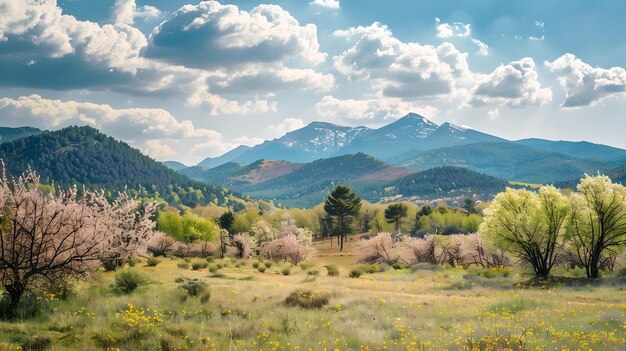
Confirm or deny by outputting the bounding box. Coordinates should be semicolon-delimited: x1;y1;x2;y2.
0;237;624;350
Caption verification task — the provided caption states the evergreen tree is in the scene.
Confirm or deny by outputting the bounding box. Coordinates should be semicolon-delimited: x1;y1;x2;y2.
384;203;408;233
324;185;362;252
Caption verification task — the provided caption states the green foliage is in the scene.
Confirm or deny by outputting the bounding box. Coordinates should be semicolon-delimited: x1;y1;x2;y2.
285;289;330;309
178;279;208;297
281;267;291;276
349;269;363;278
384;203;409;232
146;258;160;267
177;262;189;270
191;261;209;271
114;270;148;294
157;211;219;243
0;126;236;208
480;186;570;277
357;264;380;274
324;185;362;251
218;211;235;233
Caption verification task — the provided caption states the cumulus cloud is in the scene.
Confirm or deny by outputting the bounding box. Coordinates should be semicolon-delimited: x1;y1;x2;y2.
315;95;438;122
333;22;472;100
210;67;334;94
472;39;489;56
144;1;326;69
545;53;626;107
310;0;340;10
470;57;552;107
266;118;305;138
111;0;161;25
0;94;218;141
435;18;471;38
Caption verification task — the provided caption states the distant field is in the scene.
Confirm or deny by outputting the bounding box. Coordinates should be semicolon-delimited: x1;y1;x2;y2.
1;237;624;350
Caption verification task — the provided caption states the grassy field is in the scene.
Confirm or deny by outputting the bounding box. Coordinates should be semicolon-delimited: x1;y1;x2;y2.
0;237;624;351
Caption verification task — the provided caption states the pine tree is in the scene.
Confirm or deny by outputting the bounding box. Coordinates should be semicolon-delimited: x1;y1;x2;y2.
324;185;362;252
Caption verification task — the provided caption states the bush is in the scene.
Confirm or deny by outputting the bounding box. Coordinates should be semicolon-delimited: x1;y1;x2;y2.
252;262;260;269
285;289;331;309
177;262;189;270
282;267;291;276
349;269;363;278
146;233;176;257
191;261;209;270
259;235;315;264
325;265;339;277
257;265;266;273
307;270;319;276
146;257;161;267
357;264;380;274
114;270;148;293
299;262;313;270
208;265;219;273
22;335;52;351
264;261;273;268
179;278;208;296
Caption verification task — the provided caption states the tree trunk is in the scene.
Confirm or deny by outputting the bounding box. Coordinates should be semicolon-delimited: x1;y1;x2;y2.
2;284;25;319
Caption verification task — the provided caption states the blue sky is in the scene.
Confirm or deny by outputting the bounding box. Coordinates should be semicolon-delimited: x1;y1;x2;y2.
1;0;625;164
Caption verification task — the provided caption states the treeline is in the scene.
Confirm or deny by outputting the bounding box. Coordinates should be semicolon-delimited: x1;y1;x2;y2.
0;126;238;208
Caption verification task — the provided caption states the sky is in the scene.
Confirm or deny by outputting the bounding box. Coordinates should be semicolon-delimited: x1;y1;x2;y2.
1;0;625;165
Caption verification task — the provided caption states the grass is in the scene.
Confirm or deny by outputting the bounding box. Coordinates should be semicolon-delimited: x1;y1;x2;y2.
0;237;624;350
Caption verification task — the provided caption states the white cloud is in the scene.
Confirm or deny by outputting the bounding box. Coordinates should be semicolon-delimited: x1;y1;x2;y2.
315;95;438;122
529;35;545;41
111;0;161;25
471;38;489;56
145;1;327;69
310;0;340;10
470;57;552;107
333;22;472;100
0;94;218;141
546;53;626;107
143;140;176;159
535;20;545;28
488;108;500;120
266;118;306;138
435;18;471;38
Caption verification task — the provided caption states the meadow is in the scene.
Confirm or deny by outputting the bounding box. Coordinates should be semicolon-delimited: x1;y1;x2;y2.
0;237;624;351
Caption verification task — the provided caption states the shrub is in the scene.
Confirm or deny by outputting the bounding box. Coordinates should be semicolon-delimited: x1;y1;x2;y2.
357;264;380;274
264;261;273;268
114;270;148;293
146;257;160;267
200;292;211;304
325;265;339;277
252;262;260;269
299;262;313;270
358;233;402;264
179;278;208;296
349;269;363;278
282;267;291;276
146;233;176;257
208;265;219;273
285;289;331;309
191;261;209;270
307;270;319;276
22;335;52;351
257;265;267;273
259;235;315;264
232;234;255;259
177;262;189;270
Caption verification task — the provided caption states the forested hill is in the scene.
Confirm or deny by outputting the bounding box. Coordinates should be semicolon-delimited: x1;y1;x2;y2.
0;126;237;208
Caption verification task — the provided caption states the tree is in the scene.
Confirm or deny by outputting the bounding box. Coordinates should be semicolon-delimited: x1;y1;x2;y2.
480;186;570;277
0;169;156;317
568;175;626;278
324;186;362;252
384;203;408;234
463;198;477;214
218;211;235;236
412;205;432;233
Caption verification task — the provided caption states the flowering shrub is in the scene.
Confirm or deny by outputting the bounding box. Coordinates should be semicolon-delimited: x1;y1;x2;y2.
116;304;163;335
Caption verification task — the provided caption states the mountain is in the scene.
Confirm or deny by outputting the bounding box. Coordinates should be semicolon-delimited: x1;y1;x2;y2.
0;126;41;143
398;142;610;184
163;161;188;171
389;166;508;200
225;122;372;165
514;139;626;163
0;126;238;208
197;145;251;169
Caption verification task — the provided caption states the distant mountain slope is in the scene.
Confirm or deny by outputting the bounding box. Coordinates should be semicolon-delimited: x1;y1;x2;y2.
514;139;626;163
228;122;372;165
197;145;251;169
0;126;41;143
399;142;610;183
0;126;237;207
390;166;508;198
163;161;188;171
